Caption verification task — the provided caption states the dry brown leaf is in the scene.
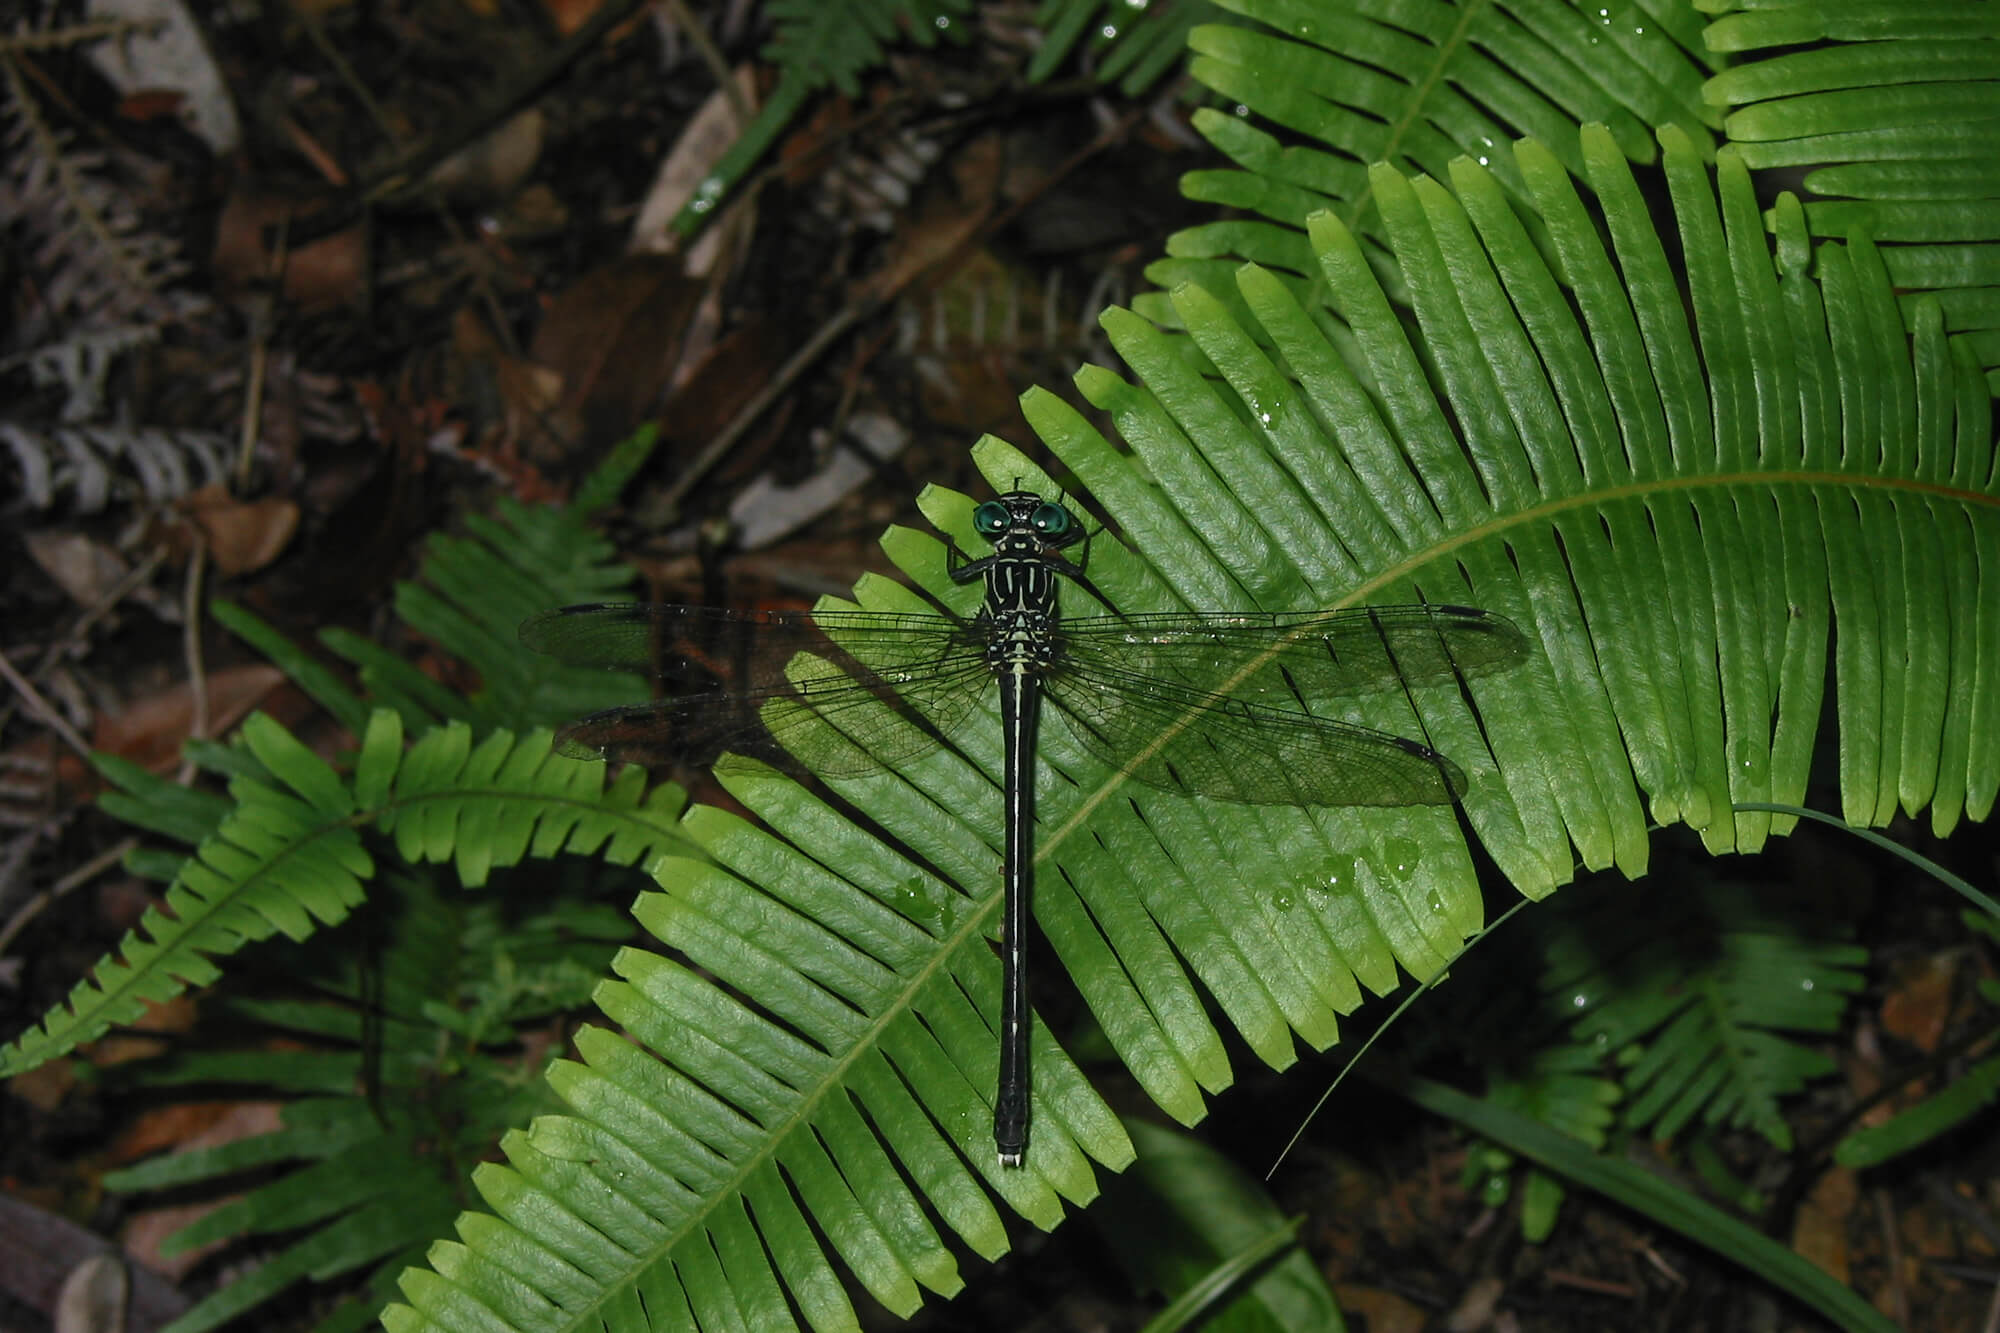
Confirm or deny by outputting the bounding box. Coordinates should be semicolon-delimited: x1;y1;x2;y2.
109;1098;284;1168
1881;952;1957;1054
427;108;545;205
7;1056;81;1114
1791;1166;1856;1286
539;0;610;37
632;66;759;263
212;185;368;312
655;315;785;462
1334;1283;1428;1333
78;994;203;1074
526;254;701;463
21;531;132;608
1443;1274;1506;1331
861;186;992;304
451;307;570;462
119;1101;286;1280
91;663;287;772
172;484;301;575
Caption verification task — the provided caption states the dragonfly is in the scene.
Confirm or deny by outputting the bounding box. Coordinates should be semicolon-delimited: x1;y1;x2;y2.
520;492;1527;1167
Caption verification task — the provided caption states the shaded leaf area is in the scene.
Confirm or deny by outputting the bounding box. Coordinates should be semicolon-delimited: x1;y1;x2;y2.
1439;869;1867;1245
100;869;630;1333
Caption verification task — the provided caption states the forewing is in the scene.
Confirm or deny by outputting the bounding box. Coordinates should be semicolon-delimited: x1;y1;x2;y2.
520;603;993;774
1057;605;1526;705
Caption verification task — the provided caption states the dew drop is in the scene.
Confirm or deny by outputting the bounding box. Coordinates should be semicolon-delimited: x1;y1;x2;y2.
892;876;947;934
1380;835;1422;881
690;176;726;214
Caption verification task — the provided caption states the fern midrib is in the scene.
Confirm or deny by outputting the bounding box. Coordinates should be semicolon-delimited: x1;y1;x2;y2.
542;872;1001;1332
2;782;681;1073
1696;972;1751;1129
1292;0;1490;315
0;812;370;1073
1038;465;2000;871
1361;0;1488;228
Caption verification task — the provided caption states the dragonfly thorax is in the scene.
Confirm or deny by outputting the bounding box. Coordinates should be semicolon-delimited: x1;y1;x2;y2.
964;492;1084;672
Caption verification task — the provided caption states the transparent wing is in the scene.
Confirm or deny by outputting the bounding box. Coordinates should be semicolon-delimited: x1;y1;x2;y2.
1049;661;1466;806
1055;605;1526;703
519;603;995;775
1045;606;1525;807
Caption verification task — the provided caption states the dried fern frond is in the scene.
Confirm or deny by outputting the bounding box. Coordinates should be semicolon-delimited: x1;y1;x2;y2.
0;419;231;512
2;323;156;421
0;51;205;337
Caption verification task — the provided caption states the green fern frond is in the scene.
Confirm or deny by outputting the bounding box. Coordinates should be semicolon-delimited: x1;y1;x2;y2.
1469;1045;1622;1243
102;870;625;1333
1538;879;1867;1149
0;713;689;1075
387;491;651;731
1453;872;1868;1242
762;0;972;97
1704;0;2000;391
1028;0;1226;93
209;440;652;739
1151;0;1720;318
385;762;1132;1333
1090;1119;1339;1326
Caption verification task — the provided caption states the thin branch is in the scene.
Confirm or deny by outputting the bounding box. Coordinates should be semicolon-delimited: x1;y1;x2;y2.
0;651;92;761
0;835;136;957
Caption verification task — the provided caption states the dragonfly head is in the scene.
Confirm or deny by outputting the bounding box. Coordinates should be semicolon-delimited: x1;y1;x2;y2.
974;492;1083;554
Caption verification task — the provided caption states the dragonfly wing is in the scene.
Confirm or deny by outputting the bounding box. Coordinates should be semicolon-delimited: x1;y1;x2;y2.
521;604;984;679
1048;660;1466;807
523;603;994;775
1058;605;1526;704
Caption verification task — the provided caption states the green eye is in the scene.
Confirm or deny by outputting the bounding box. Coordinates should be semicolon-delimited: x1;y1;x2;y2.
973;501;1010;534
1032;503;1071;536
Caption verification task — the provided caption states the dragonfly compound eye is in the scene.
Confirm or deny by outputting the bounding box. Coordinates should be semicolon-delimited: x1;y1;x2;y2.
1031;503;1072;536
974;501;1011;535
